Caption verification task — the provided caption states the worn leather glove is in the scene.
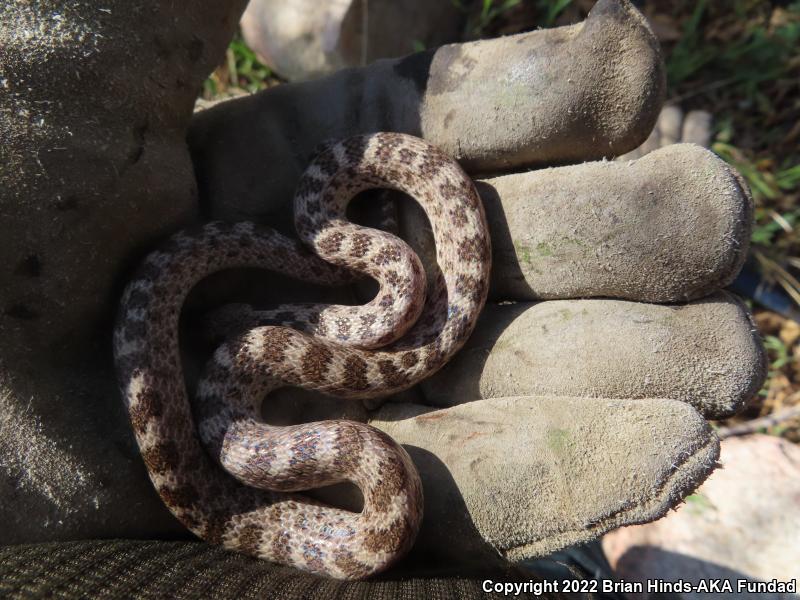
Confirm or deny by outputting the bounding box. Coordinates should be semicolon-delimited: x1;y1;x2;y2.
0;0;764;581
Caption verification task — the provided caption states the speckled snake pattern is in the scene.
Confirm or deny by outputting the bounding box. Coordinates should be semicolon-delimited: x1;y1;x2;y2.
113;133;491;579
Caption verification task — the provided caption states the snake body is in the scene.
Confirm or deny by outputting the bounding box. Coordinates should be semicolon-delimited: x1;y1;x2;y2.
113;133;491;579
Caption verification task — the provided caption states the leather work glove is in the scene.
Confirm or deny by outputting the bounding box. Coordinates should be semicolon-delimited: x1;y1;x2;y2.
0;0;765;589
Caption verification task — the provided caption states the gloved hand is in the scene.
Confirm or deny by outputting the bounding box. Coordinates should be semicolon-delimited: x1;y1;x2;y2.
187;0;765;569
0;0;764;580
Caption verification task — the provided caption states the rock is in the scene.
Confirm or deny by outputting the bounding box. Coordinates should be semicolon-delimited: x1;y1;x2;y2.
602;434;800;599
240;0;465;81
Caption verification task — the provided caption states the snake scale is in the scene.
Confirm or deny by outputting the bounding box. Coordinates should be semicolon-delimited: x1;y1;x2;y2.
113;133;491;579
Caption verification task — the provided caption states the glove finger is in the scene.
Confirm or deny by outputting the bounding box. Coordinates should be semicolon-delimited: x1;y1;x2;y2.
189;0;664;225
397;143;752;304
370;395;719;567
419;291;766;420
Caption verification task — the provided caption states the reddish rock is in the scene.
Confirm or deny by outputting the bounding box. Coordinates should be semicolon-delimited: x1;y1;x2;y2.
603;435;800;599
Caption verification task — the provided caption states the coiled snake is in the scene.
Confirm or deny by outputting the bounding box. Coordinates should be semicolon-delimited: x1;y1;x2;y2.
113;133;491;579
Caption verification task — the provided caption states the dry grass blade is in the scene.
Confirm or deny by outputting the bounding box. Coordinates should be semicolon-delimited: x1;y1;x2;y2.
717;404;800;438
753;250;800;307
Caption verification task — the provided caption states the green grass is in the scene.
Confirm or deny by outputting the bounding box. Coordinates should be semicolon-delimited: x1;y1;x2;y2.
668;1;799;106
451;0;522;36
714;139;800;246
684;493;715;514
227;36;273;91
537;0;573;27
764;335;791;370
664;1;800;308
462;0;573;34
203;33;274;99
